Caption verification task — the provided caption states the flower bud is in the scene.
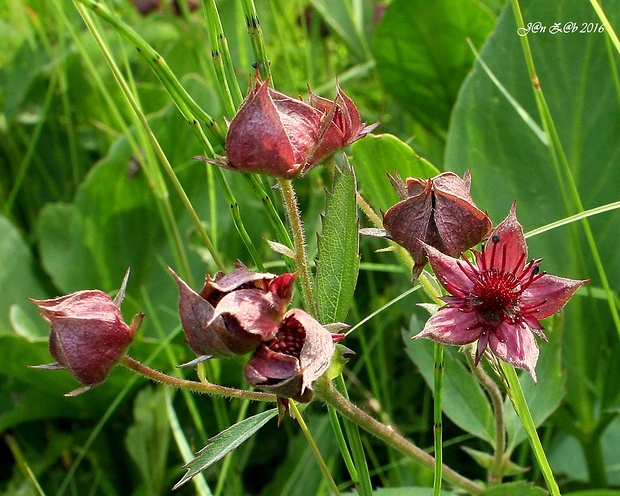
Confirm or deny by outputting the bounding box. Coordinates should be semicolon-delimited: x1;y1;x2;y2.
243;309;342;402
197;75;378;179
365;171;491;280
30;271;142;396
171;262;297;363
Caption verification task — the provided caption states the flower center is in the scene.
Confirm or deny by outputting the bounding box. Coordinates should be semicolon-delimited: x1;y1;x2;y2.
470;268;522;323
268;318;305;358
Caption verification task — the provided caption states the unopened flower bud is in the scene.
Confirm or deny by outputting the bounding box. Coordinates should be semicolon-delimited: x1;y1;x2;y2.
244;309;342;402
197;75;378;179
171;262;297;363
30;271;142;396
364;171;491;280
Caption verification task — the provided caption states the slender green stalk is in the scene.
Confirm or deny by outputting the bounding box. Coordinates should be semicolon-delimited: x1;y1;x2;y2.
245;174;293;249
4;435;46;496
313;378;485;494
212;168;265;271
335;374;373;496
75;2;225;272
76;0;225;144
510;0;620;342
501;363;560;495
433;343;444;496
278;178;317;315
200;0;240;117
239;0;272;81
164;389;213;496
121;355;276;402
467;353;506;483
75;3;199;280
581;435;608;489
417;273;447;496
327;404;360;484
588;0;620;55
289;401;342;496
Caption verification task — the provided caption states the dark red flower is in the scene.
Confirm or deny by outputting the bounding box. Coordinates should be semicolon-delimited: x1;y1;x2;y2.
197;75;377;178
170;262;297;363
30;271;142;395
382;171;492;280
413;205;588;381
244;309;342;401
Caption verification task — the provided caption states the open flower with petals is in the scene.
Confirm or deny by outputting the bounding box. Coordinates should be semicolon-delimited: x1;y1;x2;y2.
413;205;588;381
243;309;344;402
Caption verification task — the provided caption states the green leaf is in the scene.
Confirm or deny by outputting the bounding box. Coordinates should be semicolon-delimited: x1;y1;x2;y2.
461;446;528;476
0;215;48;336
479;481;547;496
350;134;440;215
173;408;278;490
403;322;496;446
125;387;171;495
0;334;127;431
504;315;566;451
445;0;619;458
315;158;359;324
308;0;367;58
374;0;495;132
36;138;162;294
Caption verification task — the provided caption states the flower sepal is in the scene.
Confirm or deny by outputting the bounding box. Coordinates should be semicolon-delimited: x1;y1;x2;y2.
413;204;588;381
30;270;142;396
244;309;344;402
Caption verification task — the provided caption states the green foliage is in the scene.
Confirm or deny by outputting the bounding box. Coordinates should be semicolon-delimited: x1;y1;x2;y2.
1;0;619;494
315;158;359;324
125;387;172;495
404;325;496;446
175;408;278;490
374;0;495;133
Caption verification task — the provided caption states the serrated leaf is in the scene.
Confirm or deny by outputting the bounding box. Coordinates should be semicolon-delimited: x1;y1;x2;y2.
173;408;278;490
315;159;359;324
403;321;496;445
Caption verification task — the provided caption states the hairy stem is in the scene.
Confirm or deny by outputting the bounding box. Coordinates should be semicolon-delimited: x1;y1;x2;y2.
278;178;317;316
314;378;485;494
120;355;275;402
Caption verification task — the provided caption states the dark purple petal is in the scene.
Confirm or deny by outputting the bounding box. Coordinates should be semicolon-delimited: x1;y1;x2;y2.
287;309;335;394
521;274;589;320
30;284;140;390
211;289;283;345
422;243;477;297
432;172;491;257
383;183;434;267
413;307;482;345
481;204;527;273
489;321;539;381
